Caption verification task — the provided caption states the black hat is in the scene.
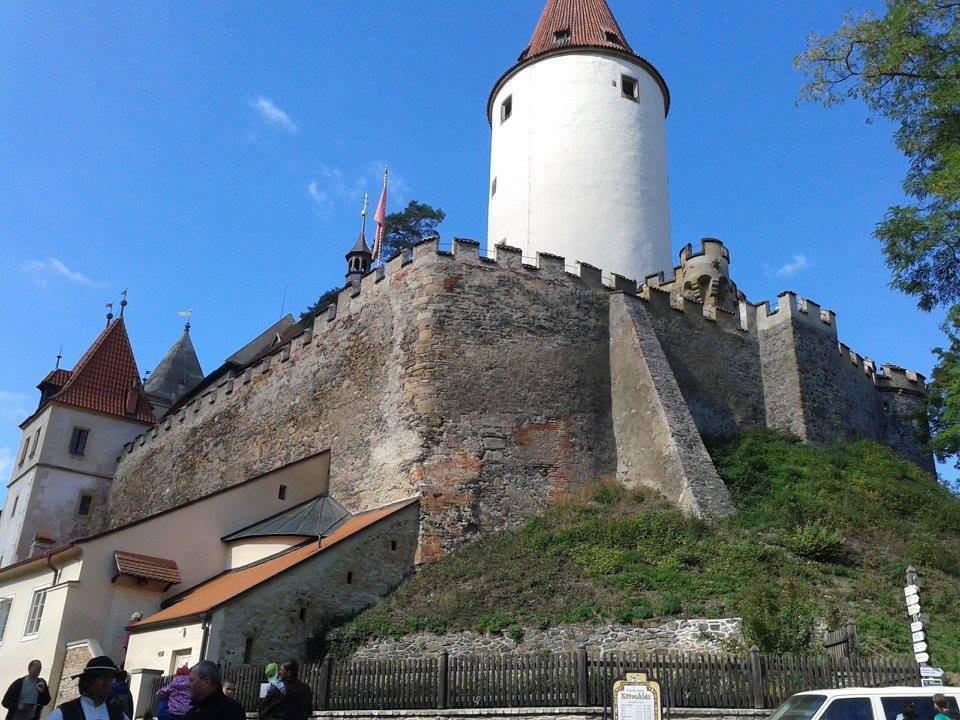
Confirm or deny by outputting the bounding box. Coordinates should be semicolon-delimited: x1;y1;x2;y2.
72;656;121;680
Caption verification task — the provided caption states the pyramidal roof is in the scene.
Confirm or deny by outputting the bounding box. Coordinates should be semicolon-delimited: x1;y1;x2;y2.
221;494;352;542
524;0;634;60
144;328;205;409
48;319;155;424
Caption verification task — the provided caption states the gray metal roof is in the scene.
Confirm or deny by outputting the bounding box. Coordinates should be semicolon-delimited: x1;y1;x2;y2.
221;494;352;542
144;329;204;408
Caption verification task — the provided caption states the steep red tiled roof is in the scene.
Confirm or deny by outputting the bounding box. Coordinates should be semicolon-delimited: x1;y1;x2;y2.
51;319;154;424
524;0;633;60
488;0;670;122
115;551;181;585
38;369;72;389
135;498;417;628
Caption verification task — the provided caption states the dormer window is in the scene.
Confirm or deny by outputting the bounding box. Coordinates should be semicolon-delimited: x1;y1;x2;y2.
553;28;571;44
604;31;622;46
621;74;639;101
500;95;512;123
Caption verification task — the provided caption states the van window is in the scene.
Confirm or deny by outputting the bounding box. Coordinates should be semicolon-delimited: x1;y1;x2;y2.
770;695;828;720
822;698;874;720
882;697;960;720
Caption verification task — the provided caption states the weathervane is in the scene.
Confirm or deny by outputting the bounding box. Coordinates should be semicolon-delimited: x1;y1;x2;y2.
178;309;192;332
105;302;114;326
119;289;128;318
55;345;63;369
360;192;369;237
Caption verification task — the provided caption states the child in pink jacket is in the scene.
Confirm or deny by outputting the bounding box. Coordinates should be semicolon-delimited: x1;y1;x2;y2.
157;666;192;720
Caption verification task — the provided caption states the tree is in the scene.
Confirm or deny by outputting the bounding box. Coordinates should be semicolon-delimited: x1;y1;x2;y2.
795;0;960;466
301;200;445;319
381;201;445;259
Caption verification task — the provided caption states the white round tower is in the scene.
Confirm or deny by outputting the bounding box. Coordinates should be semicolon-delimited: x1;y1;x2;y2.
486;0;672;281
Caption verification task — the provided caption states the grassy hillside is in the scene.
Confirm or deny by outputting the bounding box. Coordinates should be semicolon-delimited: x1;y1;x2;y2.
320;431;960;668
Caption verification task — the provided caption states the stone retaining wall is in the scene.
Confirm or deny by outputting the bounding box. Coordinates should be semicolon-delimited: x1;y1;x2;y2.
354;619;743;659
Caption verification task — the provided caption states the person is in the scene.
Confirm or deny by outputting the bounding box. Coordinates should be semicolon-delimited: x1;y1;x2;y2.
157;666;191;720
106;672;133;720
121;613;142;653
185;661;244;720
47;656;127;720
264;665;282;693
894;701;917;720
2;661;51;720
221;684;236;701
257;661;311;720
934;695;958;720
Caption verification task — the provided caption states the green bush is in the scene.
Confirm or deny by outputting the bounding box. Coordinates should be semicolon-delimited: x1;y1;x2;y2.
740;584;816;652
784;520;845;561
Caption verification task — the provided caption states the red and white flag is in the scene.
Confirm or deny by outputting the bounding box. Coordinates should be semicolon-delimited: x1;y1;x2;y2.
372;167;388;261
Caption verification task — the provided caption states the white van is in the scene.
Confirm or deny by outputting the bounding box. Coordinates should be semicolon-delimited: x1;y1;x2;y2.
769;687;960;720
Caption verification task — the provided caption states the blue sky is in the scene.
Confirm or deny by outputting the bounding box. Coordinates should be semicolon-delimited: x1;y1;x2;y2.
0;1;952;487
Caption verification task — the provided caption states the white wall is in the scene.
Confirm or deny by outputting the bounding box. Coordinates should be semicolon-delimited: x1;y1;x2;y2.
487;51;673;283
0;404;148;565
227;537;302;569
124;621;205;674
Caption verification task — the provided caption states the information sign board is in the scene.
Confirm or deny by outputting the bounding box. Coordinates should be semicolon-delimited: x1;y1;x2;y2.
614;672;662;720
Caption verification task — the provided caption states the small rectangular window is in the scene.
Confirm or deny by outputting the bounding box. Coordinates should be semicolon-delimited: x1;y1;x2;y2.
298;607;306;621
604;31;622;46
553;28;571;43
24;589;46;636
346;571;353;585
278;485;287;500
621;74;639;101
18;439;29;467
0;598;12;642
10;497;17;517
28;427;42;459
500;95;512;123
243;636;254;663
78;494;93;517
491;177;497;197
69;428;89;457
391;540;397;551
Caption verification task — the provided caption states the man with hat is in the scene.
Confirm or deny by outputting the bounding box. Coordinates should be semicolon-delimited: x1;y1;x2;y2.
47;656;128;720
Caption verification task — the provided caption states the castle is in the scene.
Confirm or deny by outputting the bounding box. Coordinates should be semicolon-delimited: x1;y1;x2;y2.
0;0;931;710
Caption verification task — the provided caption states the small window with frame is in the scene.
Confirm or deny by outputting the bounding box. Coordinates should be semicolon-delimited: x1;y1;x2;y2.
77;494;94;517
69;428;89;457
621;74;639;101
491;177;497;197
278;485;287;500
553;28;571;44
500;95;513;123
23;589;46;636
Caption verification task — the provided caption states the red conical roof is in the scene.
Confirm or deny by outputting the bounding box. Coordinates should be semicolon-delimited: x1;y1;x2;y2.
487;0;670;123
524;0;634;60
50;319;155;424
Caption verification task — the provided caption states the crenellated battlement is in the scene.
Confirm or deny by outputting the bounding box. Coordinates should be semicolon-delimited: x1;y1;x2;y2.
116;235;927;468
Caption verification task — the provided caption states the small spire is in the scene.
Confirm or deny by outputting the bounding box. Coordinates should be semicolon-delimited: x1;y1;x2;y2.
178;309;192;332
105;302;114;326
55;345;62;369
359;192;369;237
119;289;128;318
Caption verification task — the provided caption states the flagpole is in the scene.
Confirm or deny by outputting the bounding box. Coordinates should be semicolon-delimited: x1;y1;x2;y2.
374;166;388;266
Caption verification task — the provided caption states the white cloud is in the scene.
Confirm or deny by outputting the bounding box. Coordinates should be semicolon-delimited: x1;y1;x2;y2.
307;163;411;212
776;255;809;277
0;391;30;425
251;97;298;133
307;180;328;205
0;448;12;482
21;258;95;287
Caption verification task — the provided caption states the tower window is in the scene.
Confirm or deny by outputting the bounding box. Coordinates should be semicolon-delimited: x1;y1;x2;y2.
621;74;639;101
24;589;46;636
553;28;571;43
298;607;307;621
391;540;397;551
18;439;29;467
243;636;254;663
10;497;17;516
28;427;42;459
500;95;512;123
278;484;287;500
69;428;89;457
346;571;353;585
78;494;93;516
604;31;622;46
491;177;497;197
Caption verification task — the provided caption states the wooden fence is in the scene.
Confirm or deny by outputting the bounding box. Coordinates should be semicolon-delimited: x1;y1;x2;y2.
144;648;918;713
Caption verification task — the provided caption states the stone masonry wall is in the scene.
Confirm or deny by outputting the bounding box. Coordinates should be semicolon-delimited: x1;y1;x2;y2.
55;641;95;704
641;292;764;439
214;502;419;665
352;619;743;659
106;239;933;560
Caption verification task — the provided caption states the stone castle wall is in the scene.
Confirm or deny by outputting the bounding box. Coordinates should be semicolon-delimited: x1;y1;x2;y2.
106;238;933;557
